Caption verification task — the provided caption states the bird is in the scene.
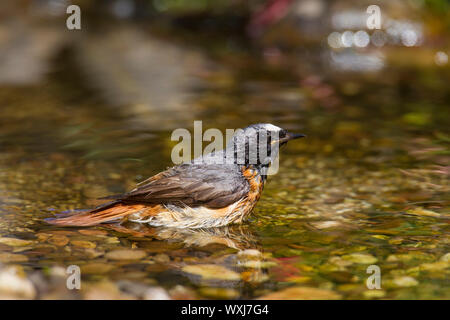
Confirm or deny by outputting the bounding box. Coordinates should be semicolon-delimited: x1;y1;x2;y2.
46;124;305;229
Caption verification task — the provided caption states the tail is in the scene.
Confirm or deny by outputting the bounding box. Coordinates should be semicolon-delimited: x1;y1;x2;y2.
45;201;146;227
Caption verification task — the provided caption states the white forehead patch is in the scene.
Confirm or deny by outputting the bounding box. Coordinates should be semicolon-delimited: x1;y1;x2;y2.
262;124;282;131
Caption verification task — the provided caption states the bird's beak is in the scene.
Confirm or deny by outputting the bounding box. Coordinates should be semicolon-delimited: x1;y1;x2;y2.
279;132;306;144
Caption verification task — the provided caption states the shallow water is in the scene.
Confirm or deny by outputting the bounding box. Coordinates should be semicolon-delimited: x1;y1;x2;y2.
0;28;449;299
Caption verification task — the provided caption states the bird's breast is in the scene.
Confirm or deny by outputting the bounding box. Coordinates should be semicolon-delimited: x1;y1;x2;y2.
241;165;264;200
234;165;264;222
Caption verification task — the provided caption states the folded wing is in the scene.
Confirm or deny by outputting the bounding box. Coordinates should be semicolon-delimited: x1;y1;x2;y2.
115;163;250;208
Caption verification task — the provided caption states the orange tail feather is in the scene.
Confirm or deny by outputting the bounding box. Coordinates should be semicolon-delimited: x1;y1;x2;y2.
46;203;146;227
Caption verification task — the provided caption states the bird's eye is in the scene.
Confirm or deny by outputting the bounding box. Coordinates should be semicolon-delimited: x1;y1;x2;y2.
279;130;287;138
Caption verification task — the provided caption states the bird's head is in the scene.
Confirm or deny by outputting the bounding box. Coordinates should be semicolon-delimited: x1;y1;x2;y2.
226;123;305;173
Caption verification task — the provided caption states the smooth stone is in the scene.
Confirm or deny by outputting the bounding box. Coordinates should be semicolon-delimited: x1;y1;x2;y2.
257;286;341;300
152;254;170;264
48;235;69;246
419;261;448;271
198;287;240;299
78;229;108;236
237;249;263;259
82;263;115;274
363;290;386;299
440;253;450;262
71;240;97;249
182;264;241;281
0;253;29;262
310;221;341;229
0;266;36;299
82;281;133;300
342;253;378;264
143;287;171;300
0;237;33;247
105;249;147;260
392;276;419;287
406;207;440;217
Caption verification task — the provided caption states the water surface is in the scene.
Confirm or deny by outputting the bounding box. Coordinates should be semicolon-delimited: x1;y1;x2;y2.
0;26;448;300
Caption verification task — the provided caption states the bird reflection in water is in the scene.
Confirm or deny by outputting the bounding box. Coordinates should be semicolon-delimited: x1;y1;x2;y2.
103;222;259;250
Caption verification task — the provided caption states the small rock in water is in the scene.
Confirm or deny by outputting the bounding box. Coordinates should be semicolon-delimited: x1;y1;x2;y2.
419;261;449;272
71;240;97;249
182;264;241;281
0;237;34;247
48;235;69;246
105;249;147;260
406;207;440;217
257;286;341;300
152;253;170;264
117;280;170;300
392;276;419;287
143;287;171;300
0;252;28;263
362;290;386;299
82;263;115;274
48;266;68;280
237;249;263;259
198;287;239;299
310;221;341;229
0;266;36;299
83;281;133;300
440;253;450;262
342;253;378;264
78;229;108;236
169;285;197;300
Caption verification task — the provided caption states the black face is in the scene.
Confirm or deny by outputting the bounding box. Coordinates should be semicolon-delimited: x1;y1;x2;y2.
273;129;306;146
278;130;288;145
284;131;306;145
228;125;306;169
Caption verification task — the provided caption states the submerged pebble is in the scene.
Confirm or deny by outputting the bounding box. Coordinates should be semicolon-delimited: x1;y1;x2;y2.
0;253;28;263
362;290;386;299
105;249;147;260
0;265;36;299
393;276;419;287
71;240;97;249
181;264;241;281
342;253;378;264
0;237;34;247
258;286;342;300
198;287;239;299
406;207;440;218
82;263;115;274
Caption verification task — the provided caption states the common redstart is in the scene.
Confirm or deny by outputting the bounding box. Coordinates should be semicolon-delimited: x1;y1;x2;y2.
46;124;305;228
